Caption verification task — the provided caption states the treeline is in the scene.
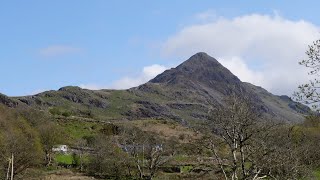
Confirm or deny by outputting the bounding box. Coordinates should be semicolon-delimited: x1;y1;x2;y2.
0;105;67;179
201;95;320;179
86;128;177;179
0;105;43;179
0;105;178;179
2;99;320;179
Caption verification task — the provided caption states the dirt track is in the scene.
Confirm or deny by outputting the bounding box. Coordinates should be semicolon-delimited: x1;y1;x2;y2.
43;174;96;180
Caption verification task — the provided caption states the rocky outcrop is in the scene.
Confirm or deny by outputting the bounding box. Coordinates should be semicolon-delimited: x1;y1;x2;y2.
0;93;19;107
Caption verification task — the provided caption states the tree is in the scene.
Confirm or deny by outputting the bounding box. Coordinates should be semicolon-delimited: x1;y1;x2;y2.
294;39;320;110
17;108;67;167
74;138;87;171
0;105;43;179
207;94;269;179
37;122;65;166
87;135;130;179
120;127;174;180
205;94;310;179
291;116;320;171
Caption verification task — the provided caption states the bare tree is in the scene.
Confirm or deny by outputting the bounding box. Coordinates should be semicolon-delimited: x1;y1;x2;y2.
120;127;174;180
207;94;278;179
75;138;87;171
294;39;320;110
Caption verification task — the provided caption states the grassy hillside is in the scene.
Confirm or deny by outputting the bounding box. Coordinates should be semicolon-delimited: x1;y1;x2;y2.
0;54;307;126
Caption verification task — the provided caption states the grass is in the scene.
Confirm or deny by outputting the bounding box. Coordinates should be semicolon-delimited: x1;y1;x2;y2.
174;155;189;162
94;90;138;119
180;165;193;173
58;119;103;140
54;154;74;165
131;119;201;142
54;153;91;167
313;169;320;179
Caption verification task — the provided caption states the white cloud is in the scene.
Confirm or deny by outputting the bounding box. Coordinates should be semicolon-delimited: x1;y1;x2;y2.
79;84;108;90
112;64;167;89
80;64;168;90
162;13;319;95
194;9;217;22
219;56;264;86
142;64;167;77
39;45;81;57
30;89;48;95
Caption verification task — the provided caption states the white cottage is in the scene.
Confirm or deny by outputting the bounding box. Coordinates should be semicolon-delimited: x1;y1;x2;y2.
52;145;68;153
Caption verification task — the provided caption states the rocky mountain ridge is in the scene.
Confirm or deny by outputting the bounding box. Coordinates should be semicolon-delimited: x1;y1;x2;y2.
0;52;310;123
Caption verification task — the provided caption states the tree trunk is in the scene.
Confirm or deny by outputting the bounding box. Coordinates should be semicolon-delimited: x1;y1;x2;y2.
239;139;246;178
11;153;14;180
211;141;228;180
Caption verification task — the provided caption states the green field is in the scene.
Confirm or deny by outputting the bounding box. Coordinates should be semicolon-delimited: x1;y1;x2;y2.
54;154;74;165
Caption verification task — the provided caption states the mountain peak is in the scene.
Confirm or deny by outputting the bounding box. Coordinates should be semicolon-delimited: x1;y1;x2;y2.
190;52;210;58
150;52;240;85
176;52;221;70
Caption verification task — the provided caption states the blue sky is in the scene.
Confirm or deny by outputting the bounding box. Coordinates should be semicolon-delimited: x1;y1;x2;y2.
1;1;320;96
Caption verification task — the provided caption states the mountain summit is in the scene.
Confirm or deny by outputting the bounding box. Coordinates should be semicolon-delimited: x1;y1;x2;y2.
151;52;240;85
0;52;310;124
138;52;310;123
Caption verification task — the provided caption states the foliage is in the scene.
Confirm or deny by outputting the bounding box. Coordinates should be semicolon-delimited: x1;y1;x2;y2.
38;122;66;166
119;126;176;179
0;105;43;179
87;135;131;179
49;107;72;117
100;123;120;136
294;39;320;110
206;94;314;179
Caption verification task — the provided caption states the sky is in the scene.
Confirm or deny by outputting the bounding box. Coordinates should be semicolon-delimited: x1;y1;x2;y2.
1;1;320;96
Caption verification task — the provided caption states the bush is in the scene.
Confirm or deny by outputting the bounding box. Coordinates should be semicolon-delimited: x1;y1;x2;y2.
100;124;119;136
87;136;133;179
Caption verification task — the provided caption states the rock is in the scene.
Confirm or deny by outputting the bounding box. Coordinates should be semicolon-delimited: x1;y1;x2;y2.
0;93;18;107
